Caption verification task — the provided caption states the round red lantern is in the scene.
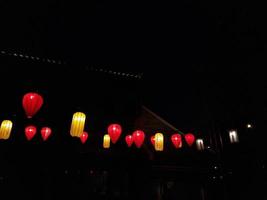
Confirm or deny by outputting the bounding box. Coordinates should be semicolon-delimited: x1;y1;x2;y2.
125;135;134;147
25;125;37;141
171;133;182;148
41;127;52;141
185;133;195;147
150;135;155;146
22;92;43;118
133;130;145;148
80;131;88;144
107;124;122;144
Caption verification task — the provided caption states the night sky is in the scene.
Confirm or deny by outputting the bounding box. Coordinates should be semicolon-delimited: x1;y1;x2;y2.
1;1;266;129
1;1;267;200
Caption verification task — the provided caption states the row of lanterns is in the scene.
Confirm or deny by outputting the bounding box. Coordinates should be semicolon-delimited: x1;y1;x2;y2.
0;92;211;151
71;117;197;151
0;121;52;141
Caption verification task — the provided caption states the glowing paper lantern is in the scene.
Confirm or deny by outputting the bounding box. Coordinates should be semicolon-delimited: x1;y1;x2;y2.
40;127;52;141
107;124;122;144
70;112;86;137
171;133;182;149
133;130;145;148
103;134;110;148
229;130;239;143
0;120;13;140
125;135;134;147
22;92;43;118
25;125;37;141
80;131;88;144
155;133;164;151
185;133;195;147
196;139;204;151
150;135;155;146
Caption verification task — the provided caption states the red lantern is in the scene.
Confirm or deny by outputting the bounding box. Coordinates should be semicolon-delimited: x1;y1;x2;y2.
185;133;195;147
107;124;122;144
125;135;134;147
22;92;43;118
80;131;88;144
133;130;145;148
171;133;182;148
25;125;37;141
150;135;155;146
41;127;52;141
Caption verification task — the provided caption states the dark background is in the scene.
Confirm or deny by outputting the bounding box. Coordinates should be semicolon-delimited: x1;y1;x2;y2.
0;1;267;199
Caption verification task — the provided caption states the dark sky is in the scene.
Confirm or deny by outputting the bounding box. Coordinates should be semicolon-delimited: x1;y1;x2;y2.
1;0;266;131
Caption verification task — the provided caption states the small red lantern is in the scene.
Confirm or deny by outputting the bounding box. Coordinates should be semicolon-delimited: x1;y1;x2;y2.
22;92;43;118
80;131;88;144
185;133;195;147
107;124;122;144
171;133;182;148
25;125;37;141
133;130;145;148
150;135;155;146
125;135;134;147
40;127;52;141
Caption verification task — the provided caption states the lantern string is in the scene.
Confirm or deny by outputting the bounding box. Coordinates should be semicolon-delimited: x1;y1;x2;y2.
0;50;142;79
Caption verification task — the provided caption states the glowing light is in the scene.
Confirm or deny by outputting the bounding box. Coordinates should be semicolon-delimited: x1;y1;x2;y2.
246;124;252;128
196;139;204;151
155;133;164;151
133;130;145;148
103;134;110;148
229;130;239;143
22;92;43;118
70;112;86;137
0;120;13;140
107;124;122;144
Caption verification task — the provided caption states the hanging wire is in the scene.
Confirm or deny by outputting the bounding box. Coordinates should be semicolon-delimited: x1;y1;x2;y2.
0;50;142;79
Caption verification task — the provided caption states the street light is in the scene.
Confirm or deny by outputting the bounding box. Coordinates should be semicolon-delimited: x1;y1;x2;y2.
246;124;252;129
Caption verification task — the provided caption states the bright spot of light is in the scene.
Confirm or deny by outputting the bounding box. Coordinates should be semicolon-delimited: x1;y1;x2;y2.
246;124;252;128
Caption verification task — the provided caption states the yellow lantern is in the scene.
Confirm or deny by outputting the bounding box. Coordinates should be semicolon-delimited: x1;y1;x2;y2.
70;112;86;137
0;120;13;140
155;133;164;151
103;134;110;148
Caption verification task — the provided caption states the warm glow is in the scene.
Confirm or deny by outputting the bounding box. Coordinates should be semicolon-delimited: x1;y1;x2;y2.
229;130;239;143
22;92;43;118
70;112;86;137
247;124;252;128
41;127;52;141
0;120;13;139
133;130;145;148
185;133;195;147
25;125;37;141
125;135;134;147
155;133;164;151
150;135;155;146
171;134;182;148
107;124;122;144
80;131;88;144
196;139;204;151
103;134;110;148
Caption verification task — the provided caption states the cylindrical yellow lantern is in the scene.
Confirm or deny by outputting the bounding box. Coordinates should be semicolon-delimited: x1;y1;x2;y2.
103;134;110;148
0;120;13;140
196;139;204;151
70;112;86;137
155;133;164;151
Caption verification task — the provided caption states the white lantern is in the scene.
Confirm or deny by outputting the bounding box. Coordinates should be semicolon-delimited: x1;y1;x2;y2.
196;139;204;151
229;130;239;143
